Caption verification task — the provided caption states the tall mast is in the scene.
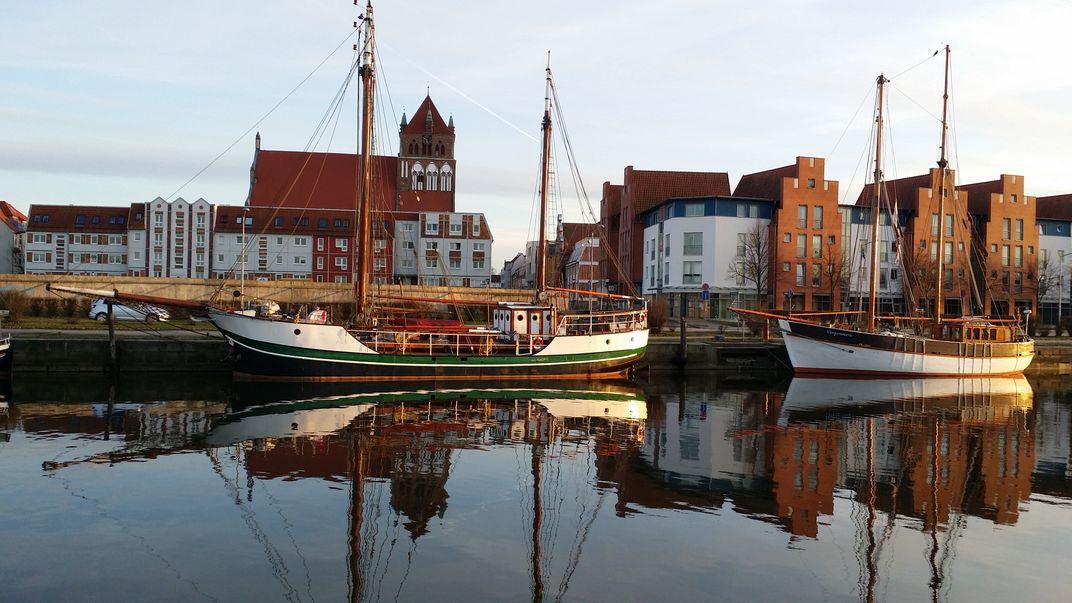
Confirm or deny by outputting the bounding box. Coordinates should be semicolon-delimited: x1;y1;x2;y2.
355;1;375;320
535;57;552;296
934;45;951;328
868;74;888;333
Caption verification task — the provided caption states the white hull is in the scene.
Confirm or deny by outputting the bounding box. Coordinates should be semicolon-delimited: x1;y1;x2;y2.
779;320;1033;377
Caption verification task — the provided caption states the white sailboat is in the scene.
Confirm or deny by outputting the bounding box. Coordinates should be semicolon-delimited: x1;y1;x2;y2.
737;47;1034;376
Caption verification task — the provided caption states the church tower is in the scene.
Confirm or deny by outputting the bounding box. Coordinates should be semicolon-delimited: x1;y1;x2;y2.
397;95;456;212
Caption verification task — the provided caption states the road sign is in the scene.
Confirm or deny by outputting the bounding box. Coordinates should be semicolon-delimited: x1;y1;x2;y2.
702;282;710;291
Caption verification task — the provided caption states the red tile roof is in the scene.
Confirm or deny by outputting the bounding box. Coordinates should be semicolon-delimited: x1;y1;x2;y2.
27;204;131;232
1037;194;1072;221
733;164;797;199
400;96;453;136
248;149;399;211
0;201;27;233
958;179;1003;215
623;167;731;215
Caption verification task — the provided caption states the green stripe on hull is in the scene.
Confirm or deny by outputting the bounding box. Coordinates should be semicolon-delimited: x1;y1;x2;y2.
222;328;646;368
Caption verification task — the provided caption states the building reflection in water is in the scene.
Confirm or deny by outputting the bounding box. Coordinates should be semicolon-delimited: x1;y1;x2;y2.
8;374;1072;601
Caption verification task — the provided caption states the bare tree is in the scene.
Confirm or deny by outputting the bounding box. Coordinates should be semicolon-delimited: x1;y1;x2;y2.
904;245;938;316
726;222;769;306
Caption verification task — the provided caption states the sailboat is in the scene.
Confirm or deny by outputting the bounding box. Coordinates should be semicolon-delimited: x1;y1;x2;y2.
49;2;647;382
736;47;1034;376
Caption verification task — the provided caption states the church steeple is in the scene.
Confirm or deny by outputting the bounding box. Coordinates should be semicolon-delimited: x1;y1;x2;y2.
400;111;408;129
396;94;456;212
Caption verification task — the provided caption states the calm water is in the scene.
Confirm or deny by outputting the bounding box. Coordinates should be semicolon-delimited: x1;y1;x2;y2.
2;372;1071;602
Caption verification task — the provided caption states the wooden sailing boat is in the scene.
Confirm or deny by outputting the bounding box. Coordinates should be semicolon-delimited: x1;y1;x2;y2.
51;2;647;382
738;47;1033;376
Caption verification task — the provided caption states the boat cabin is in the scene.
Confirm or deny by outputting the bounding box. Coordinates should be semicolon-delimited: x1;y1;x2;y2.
939;322;1016;343
494;303;554;337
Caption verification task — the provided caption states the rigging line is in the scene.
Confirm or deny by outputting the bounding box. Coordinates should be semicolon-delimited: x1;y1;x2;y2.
256;478;318;603
164;29;357;202
890;47;943;81
828;81;880;160
889;82;942;124
378;41;538;143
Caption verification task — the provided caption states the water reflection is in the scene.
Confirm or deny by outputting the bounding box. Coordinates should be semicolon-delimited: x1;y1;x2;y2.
3;375;1071;601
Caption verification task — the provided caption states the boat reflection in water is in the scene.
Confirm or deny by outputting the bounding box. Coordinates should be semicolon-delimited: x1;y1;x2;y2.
216;380;647;602
640;375;1035;601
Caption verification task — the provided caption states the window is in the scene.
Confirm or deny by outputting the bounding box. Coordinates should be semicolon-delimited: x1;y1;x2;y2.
196;233;205;245
1011;194;1018;203
736;233;746;257
334;275;347;284
295;237;308;247
1002;271;1010;292
449;258;461;269
426;241;439;251
108;254;123;265
134;232;142;242
811;263;821;287
195;252;204;264
334;256;347;268
1002;218;1011;240
293;256;306;266
375;239;387;250
684;203;704;217
944;241;953;264
318;218;328;229
1015;246;1023;268
796;263;805;287
782;232;791;244
812;235;822;258
402;222;415;232
682;232;702;256
335;238;348;251
473;242;485;251
736;262;745;286
426;221;439;234
472;221;481;236
931;213;939;236
796;234;806;258
217;253;225;263
807;178;816;189
403;241;415;250
154;212;164;226
29;252;46;263
880;240;889;263
316;257;324;269
1015;219;1024;241
782;262;790;272
473;259;485;269
400;258;415;268
813;206;823;229
1014;272;1023;293
798;205;807;229
32;233;46;243
75;214;85;225
650;239;656;260
931;241;938;261
425;257;438;269
682;261;702;284
1002;245;1010;267
374;258;386;270
944;214;953;237
133;251;142;261
316;238;324;251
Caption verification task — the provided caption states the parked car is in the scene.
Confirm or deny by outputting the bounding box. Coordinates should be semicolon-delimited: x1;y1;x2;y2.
88;299;170;322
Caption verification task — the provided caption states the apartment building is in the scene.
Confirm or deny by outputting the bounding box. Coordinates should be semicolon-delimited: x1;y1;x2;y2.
392;211;492;287
639;195;773;317
601;167;731;294
24;205;131;275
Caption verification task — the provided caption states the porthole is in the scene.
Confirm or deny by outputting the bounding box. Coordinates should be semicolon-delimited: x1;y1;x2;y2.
294;328;301;335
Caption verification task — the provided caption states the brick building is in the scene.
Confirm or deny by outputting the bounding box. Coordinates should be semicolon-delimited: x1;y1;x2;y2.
735;157;842;312
960;175;1039;317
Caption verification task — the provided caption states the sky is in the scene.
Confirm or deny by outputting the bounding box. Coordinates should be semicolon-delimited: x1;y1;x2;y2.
3;0;1071;266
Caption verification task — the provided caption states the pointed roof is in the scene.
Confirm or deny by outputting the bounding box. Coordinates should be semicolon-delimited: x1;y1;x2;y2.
400;96;453;136
1037;194;1072;221
400;111;408;128
0;201;27;233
